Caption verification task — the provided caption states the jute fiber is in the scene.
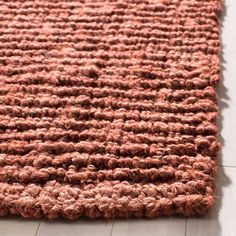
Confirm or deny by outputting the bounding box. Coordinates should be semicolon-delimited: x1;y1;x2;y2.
0;0;223;219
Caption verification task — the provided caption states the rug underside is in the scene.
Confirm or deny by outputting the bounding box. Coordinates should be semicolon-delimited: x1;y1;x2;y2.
0;0;223;219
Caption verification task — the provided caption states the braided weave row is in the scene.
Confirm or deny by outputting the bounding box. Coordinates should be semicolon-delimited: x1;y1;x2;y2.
0;0;223;219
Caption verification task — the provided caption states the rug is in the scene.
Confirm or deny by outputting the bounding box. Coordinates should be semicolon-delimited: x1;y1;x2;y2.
0;0;223;219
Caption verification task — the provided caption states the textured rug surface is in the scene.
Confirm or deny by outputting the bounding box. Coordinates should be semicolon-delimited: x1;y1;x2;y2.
0;0;223;219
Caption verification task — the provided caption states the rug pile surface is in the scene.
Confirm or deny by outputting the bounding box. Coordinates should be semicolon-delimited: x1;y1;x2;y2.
0;0;223;219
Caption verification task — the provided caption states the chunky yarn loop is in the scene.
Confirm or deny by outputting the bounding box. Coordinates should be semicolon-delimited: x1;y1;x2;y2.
0;0;223;219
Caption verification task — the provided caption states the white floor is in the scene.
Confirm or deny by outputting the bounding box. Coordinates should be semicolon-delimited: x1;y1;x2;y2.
0;0;235;235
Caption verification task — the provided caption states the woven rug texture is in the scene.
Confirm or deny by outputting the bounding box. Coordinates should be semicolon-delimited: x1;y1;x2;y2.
0;0;223;219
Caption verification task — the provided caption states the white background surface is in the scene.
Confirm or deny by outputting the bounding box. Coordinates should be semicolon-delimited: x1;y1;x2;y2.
0;0;235;235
